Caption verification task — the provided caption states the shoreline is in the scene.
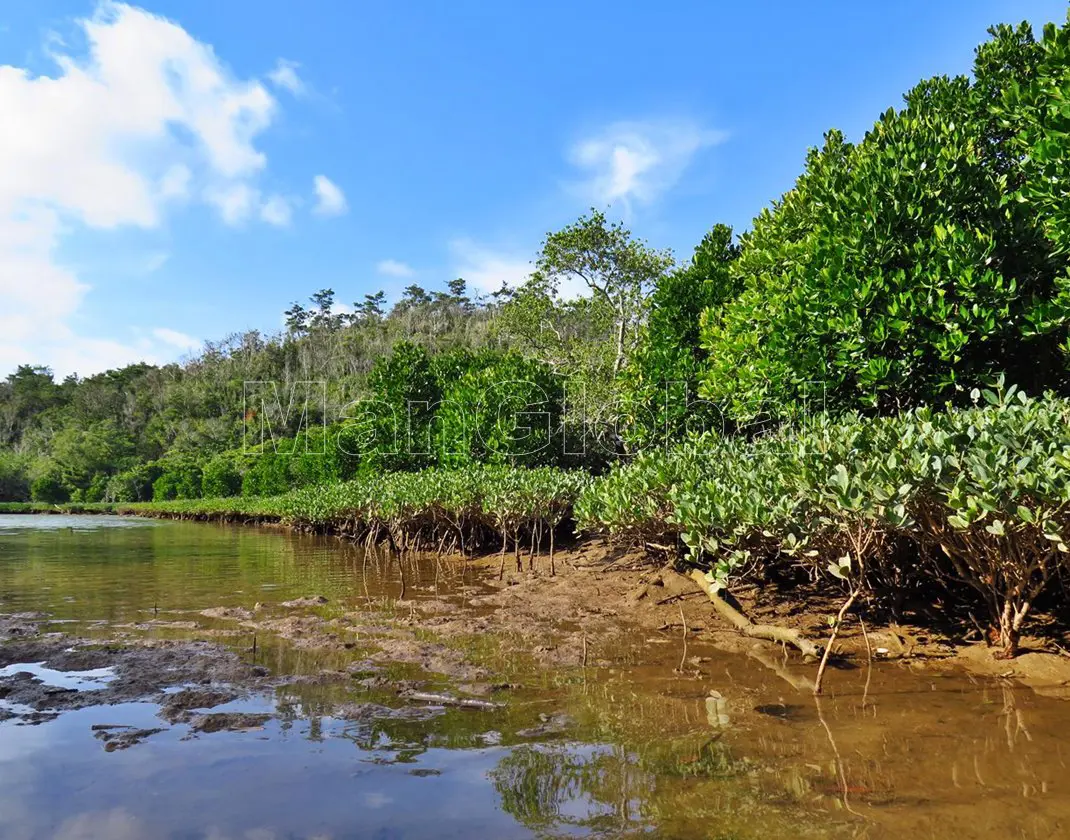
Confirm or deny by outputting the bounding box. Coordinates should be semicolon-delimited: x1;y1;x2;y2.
5;504;1070;697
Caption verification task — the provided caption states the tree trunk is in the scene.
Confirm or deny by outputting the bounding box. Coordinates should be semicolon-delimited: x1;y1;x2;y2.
613;306;627;374
689;570;821;659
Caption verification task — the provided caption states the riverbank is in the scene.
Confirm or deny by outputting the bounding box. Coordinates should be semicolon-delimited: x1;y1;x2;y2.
4;504;1070;695
208;539;1070;700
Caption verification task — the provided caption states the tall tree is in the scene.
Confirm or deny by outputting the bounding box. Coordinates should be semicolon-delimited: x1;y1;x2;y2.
536;210;673;374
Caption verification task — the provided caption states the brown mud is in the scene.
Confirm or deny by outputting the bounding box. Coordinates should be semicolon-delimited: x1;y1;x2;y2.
5;536;1069;716
13;506;1070;696
374;540;1070;698
0;636;269;723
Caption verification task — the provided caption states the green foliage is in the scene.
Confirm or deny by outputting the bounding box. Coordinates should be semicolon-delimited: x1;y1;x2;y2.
619;224;740;448
240;453;290;498
49;421;134;492
152;458;203;501
131;466;589;557
437;352;563;468
201;454;243;498
998;17;1070;255
536;209;673;376
579;389;1070;655
105;462;161;503
359;341;442;471
0;365;68;447
30;472;69;504
701;23;1069;423
0;448;31;501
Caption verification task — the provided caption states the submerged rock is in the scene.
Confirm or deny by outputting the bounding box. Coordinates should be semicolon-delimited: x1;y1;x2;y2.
280;595;329;608
158;687;239;724
0;613;45;640
515;713;572;738
200;606;253;621
187;712;271;734
94;727;165;751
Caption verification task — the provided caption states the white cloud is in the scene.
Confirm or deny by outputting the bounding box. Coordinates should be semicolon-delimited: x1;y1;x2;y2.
267;59;304;96
151;327;200;353
375;258;414;278
260;194;292;227
0;2;287;377
449;239;531;295
312;175;347;216
206;182;257;225
568;119;726;211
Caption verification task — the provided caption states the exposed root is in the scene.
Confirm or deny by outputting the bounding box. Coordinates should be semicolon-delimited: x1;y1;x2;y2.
689;570;822;660
814;586;861;695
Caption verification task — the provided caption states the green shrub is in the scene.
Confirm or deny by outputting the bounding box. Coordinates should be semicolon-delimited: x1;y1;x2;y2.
360;341;441;471
700;24;1069;424
105;462;161;502
578;388;1070;657
201;454;243;498
436;352;563;468
240;453;290;497
152;458;203;501
30;473;69;504
619;224;739;449
0;449;31;501
84;474;109;503
137;466;589;564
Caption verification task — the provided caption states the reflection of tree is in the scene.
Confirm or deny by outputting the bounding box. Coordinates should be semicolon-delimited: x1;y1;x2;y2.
492;745;601;832
490;744;658;835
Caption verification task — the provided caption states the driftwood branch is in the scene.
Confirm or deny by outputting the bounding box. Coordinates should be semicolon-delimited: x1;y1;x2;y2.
401;691;503;711
689;570;822;660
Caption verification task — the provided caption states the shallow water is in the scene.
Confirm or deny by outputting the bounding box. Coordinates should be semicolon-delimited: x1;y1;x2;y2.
1;514;1068;839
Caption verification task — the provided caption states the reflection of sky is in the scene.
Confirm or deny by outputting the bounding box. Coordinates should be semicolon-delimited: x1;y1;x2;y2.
0;662;116;689
0;514;156;532
0;705;542;840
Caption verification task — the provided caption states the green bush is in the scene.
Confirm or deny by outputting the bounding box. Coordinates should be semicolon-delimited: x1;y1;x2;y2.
84;474;109;503
619;224;739;449
578;387;1070;657
135;465;589;564
0;449;31;501
152;458;203;501
201;454;243;498
240;453;290;497
30;472;69;504
105;462;161;502
436;352;563;468
360;341;441;472
700;23;1069;424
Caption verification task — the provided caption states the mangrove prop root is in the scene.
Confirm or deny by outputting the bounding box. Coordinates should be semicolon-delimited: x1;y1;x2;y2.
688;570;822;660
814;586;861;695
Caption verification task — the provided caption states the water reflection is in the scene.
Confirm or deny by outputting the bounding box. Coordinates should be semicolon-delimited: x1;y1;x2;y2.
0;516;1069;839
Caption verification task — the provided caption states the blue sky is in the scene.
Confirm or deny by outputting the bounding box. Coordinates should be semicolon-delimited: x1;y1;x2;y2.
1;0;1067;377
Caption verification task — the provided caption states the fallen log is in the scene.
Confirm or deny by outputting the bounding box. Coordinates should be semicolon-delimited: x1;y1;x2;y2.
688;570;821;660
400;691;503;711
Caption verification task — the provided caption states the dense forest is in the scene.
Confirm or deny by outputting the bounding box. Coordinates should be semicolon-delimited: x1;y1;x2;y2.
5;18;1070;655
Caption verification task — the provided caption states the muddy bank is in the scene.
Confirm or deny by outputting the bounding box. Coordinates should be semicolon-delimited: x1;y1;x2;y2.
0;635;270;725
154;536;1070;699
456;542;1070;697
0;627;459;752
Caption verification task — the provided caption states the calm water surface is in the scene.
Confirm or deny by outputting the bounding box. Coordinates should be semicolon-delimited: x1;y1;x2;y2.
0;514;1068;840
